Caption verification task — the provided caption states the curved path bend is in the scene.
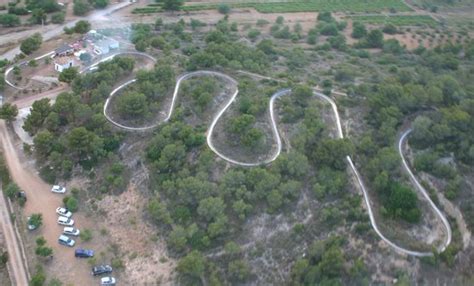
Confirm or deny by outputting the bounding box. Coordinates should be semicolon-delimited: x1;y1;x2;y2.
104;71;291;166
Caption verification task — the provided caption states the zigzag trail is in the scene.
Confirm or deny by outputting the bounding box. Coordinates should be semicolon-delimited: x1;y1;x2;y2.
105;67;452;257
8;51;452;257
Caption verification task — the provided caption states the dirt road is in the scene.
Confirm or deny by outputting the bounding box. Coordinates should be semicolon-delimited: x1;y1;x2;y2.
0;181;29;286
0;121;94;285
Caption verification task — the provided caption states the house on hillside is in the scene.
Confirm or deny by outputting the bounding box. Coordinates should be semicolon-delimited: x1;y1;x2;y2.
54;57;75;72
55;44;74;57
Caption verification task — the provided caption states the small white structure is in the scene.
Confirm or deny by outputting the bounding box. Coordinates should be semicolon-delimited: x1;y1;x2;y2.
93;38;119;55
54;57;74;72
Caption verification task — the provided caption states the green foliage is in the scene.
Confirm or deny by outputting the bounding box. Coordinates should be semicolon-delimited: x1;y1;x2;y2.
317;11;334;22
65;196;78;212
179;0;411;13
73;0;90;15
0;251;8;266
20;33;42;55
74;20;91;34
291;236;361;285
29;214;43;229
162;0;183;11
24;98;51;135
0;103;18;122
366;29;384;48
50;12;65;24
29;8;47;25
116;91;148;119
383;23;398;34
35;236;53;257
228;259;251;281
90;0;109;8
4;182;20;198
30;265;46;286
80;229;93;242
218;3;230;14
0;14;21;27
178;250;206;278
58;67;78;83
352;21;367;39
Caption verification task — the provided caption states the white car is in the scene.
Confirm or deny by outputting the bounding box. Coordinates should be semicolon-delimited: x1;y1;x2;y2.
51;185;66;194
56;207;72;218
63;227;80;236
101;277;116;285
57;216;74;226
58;235;75;247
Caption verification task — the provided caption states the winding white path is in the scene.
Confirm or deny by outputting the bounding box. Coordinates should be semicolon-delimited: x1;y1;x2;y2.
104;71;452;257
8;48;452;257
104;71;291;166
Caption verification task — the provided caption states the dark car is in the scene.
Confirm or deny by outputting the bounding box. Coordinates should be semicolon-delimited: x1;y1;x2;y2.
75;248;94;258
92;265;113;276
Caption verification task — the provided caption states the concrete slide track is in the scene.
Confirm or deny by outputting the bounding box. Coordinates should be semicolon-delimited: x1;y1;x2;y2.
104;71;291;166
103;67;451;256
6;47;452;261
313;91;451;257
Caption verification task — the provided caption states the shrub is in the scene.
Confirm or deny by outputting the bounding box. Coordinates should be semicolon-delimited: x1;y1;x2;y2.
217;3;230;14
80;229;93;242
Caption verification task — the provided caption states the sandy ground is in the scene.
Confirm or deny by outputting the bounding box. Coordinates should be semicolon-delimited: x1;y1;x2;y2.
0;172;29;286
96;187;176;285
0;121;96;285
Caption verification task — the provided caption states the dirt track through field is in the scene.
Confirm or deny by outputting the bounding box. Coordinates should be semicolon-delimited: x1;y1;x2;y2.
0;175;29;286
0;121;94;285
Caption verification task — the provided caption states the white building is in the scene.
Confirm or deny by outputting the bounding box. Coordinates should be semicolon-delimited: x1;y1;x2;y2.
54;57;74;72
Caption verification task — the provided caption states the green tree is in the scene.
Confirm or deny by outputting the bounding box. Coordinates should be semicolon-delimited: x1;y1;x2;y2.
0;14;21;27
20;33;42;55
30;265;46;286
366;29;384;48
161;0;183;11
67;127;104;162
29;8;47;25
197;197;225;222
58;67;78;83
4;182;20;198
73;0;90;16
73;20;91;34
65;196;78;212
91;0;109;8
317;11;334;22
177;250;206;278
228;259;251;281
50;12;65;24
218;4;230;14
116;91;148;119
351;21;366;39
0;103;18;122
23;98;51;135
29;214;43;229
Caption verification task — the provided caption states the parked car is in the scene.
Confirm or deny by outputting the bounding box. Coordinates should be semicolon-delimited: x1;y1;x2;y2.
75;248;94;258
17;192;27;200
51;185;66;194
63;227;80;236
27;216;38;231
57;216;74;226
100;277;116;285
56;207;72;218
58;235;75;247
92;265;113;276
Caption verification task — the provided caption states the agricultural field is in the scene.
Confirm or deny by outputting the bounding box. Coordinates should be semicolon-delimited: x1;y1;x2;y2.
348;15;438;27
132;0;412;14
